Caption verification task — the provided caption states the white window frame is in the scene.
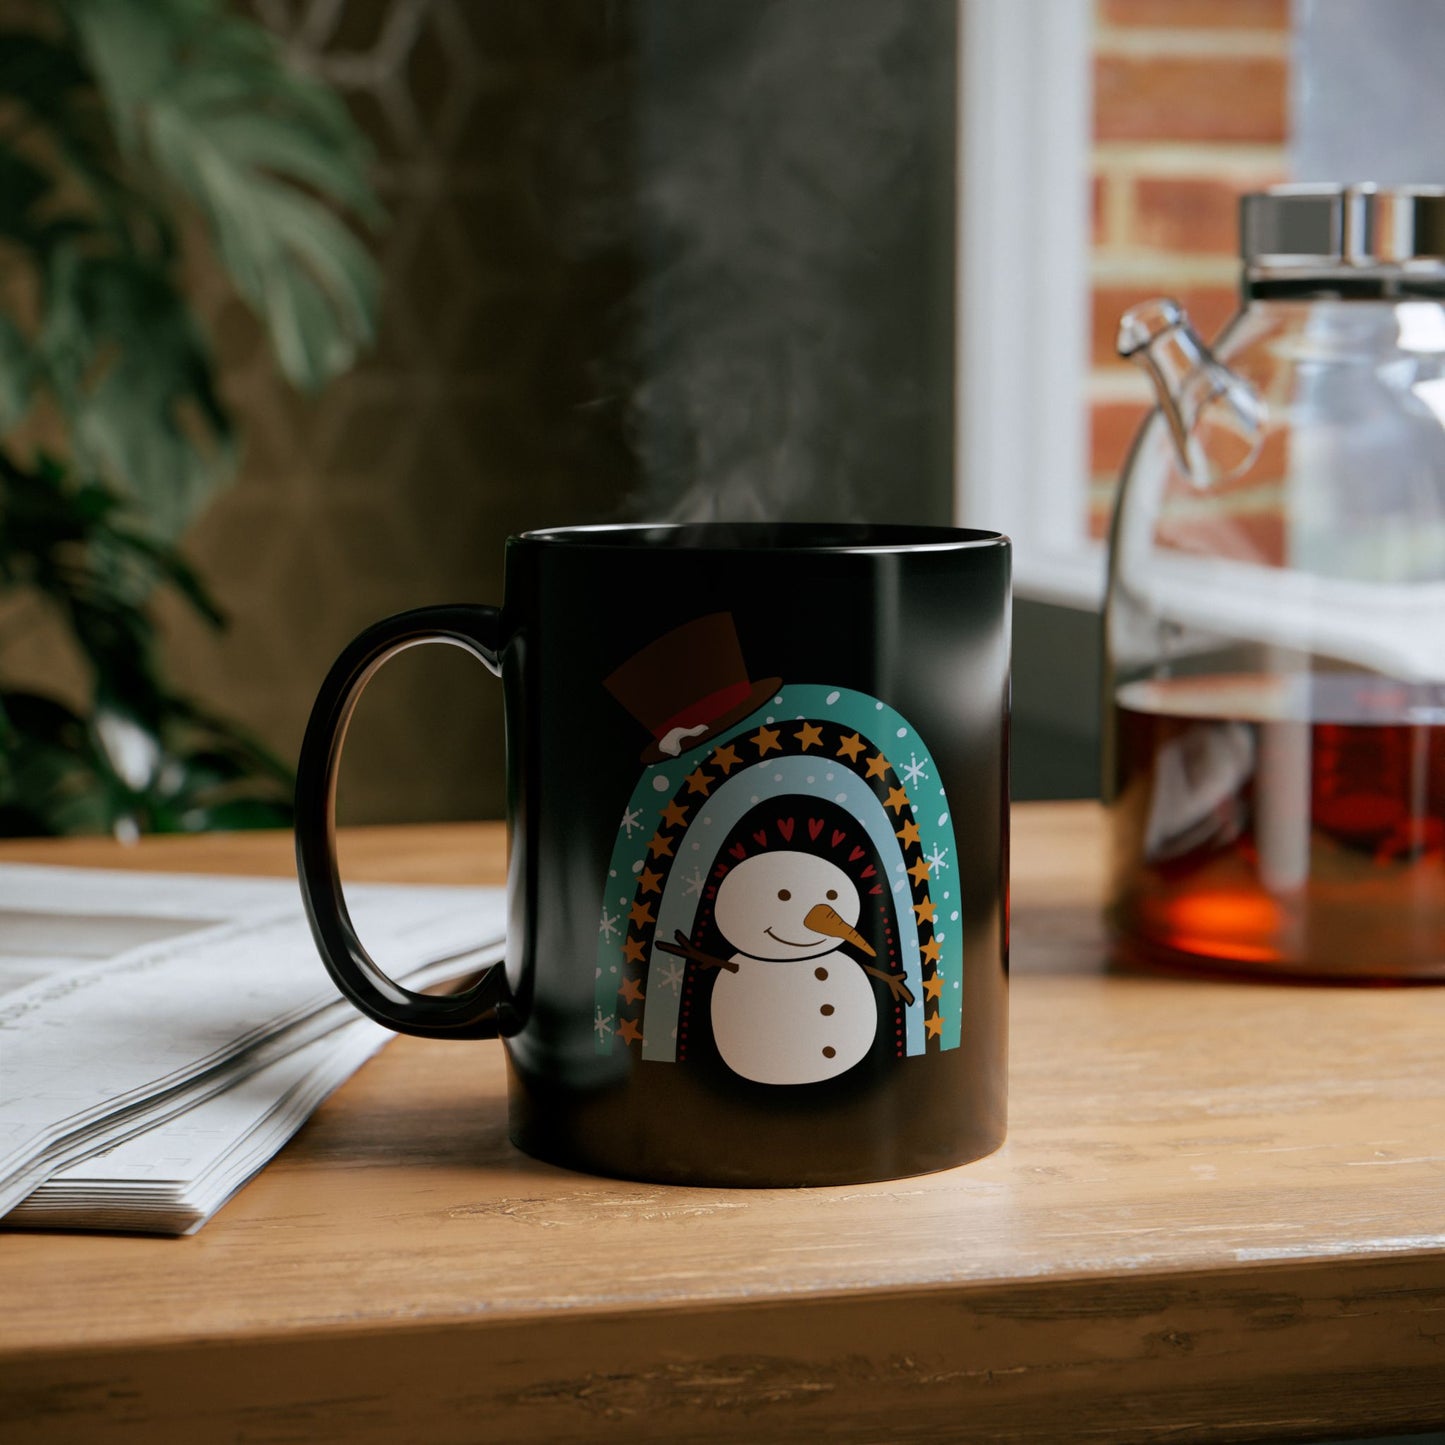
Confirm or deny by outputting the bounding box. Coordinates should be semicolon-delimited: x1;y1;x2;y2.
956;0;1104;610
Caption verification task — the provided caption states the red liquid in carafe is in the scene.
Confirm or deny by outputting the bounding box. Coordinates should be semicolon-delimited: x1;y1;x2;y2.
1109;674;1445;979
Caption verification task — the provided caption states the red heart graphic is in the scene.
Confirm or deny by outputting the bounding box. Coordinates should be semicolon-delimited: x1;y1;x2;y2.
859;864;877;878
714;864;730;877
753;829;768;847
778;817;795;842
808;818;824;841
869;884;883;895
831;830;846;848
848;846;865;862
729;844;747;860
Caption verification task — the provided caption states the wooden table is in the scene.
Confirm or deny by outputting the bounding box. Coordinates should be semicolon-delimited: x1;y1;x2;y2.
2;803;1443;1444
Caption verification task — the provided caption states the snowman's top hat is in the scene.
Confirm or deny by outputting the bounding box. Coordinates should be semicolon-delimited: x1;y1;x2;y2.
604;612;781;765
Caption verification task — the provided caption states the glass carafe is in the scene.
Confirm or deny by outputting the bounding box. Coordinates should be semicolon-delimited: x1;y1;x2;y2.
1105;184;1445;980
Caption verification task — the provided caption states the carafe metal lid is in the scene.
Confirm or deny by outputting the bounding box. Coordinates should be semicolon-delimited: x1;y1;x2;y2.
1241;184;1445;270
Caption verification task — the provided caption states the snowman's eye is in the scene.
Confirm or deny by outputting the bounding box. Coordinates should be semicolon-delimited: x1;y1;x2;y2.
826;889;838;901
777;889;791;900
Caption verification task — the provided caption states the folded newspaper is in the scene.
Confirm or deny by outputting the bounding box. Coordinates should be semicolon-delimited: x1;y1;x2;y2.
0;864;505;1235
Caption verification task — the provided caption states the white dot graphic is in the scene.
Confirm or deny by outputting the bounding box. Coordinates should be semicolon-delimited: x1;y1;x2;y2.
692;841;700;850
766;715;774;723
896;727;907;738
806;775;815;784
774;694;783;704
703;817;713;826
608;869;616;878
950;910;959;920
750;796;759;805
875;701;884;710
835;792;848;803
631;860;643;873
825;772;835;781
938;812;949;827
773;773;783;783
825;691;840;705
653;775;670;792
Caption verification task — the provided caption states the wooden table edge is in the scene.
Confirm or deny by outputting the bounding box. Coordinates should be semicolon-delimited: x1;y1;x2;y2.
6;1250;1445;1443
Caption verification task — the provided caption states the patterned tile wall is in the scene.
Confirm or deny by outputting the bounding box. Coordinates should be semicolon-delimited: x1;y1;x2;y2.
160;0;638;825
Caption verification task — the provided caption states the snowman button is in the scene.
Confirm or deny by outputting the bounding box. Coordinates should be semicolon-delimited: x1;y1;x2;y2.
820;1003;835;1016
822;1046;836;1059
814;966;828;980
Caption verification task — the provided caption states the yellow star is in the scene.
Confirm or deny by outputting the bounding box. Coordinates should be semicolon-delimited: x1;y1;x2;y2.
896;820;921;848
924;1014;944;1040
794;722;823;751
836;732;865;762
660;799;689;828
620;976;645;1004
885;786;910;815
913;897;937;924
623;936;645;964
908;856;932;886
618;1017;642;1045
628;900;655;929
923;974;944;1001
752;726;781;756
684;766;713;796
637;866;663;895
711;743;742;775
864;753;889;780
920;936;942;965
647;832;674;859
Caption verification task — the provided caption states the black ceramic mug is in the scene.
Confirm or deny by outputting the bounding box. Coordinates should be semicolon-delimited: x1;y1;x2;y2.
295;523;1010;1186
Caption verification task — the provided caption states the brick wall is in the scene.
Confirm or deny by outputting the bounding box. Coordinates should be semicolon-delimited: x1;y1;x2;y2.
1088;0;1290;539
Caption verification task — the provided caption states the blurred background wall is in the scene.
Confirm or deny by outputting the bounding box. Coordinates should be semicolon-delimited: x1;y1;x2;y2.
162;1;638;826
10;0;1375;826
155;0;958;825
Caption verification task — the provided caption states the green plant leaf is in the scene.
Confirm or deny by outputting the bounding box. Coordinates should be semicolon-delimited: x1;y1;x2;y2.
36;247;235;537
0;0;361;837
0;148;51;246
0;315;32;427
64;0;382;392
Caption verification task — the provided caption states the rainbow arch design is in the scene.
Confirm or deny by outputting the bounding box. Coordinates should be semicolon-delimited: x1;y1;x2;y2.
593;684;962;1060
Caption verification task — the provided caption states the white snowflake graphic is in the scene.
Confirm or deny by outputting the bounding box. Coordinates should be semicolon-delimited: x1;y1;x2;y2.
655;959;686;994
681;866;706;897
620;806;644;837
925;843;951;876
901;752;930;787
593;1007;615;1041
598;907;621;940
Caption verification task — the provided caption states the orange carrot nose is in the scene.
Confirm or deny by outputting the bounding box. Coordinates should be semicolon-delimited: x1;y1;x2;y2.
804;902;876;957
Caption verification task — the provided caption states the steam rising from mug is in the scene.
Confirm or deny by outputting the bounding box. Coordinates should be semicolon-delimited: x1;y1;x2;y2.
553;1;956;525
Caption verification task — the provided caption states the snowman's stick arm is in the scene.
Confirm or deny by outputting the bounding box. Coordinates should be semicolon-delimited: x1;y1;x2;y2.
656;932;741;973
861;964;916;1007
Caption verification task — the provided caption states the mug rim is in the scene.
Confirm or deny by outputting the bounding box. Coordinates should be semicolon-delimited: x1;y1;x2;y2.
514;522;1010;555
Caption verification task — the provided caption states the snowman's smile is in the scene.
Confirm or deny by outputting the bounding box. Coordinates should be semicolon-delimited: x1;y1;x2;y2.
764;926;822;949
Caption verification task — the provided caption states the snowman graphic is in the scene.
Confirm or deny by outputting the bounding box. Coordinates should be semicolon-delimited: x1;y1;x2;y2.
596;613;962;1082
658;803;916;1085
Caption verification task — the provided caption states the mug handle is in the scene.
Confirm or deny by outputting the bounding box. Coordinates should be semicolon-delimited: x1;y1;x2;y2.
295;605;512;1040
